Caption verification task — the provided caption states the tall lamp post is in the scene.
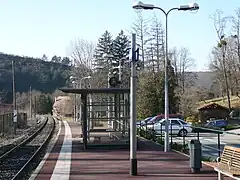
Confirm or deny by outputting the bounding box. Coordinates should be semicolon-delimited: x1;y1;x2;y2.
80;76;92;139
133;1;199;152
80;76;92;121
70;75;78;122
71;80;77;122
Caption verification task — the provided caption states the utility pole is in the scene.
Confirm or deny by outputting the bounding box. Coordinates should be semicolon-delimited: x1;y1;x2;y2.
29;86;32;119
12;61;17;135
34;96;37;118
74;83;77;122
107;72;111;129
130;33;137;176
118;59;123;131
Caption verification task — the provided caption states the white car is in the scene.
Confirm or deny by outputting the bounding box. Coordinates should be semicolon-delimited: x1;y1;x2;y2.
153;118;192;137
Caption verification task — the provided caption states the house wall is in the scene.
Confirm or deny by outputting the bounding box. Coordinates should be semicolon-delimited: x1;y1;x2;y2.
199;108;229;123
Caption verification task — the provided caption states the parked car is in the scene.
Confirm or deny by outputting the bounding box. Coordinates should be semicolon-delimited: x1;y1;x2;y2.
144;115;162;129
204;119;228;131
156;114;184;120
153;118;192;137
144;114;184;129
136;117;152;127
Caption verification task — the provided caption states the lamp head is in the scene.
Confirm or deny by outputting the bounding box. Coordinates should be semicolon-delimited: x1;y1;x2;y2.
69;76;75;80
189;2;199;10
132;1;154;10
179;2;199;11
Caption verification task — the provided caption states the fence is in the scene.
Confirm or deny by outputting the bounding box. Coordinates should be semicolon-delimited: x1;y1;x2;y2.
137;122;240;160
0;112;27;136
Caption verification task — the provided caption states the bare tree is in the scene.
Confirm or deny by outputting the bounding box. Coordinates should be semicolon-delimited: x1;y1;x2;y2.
231;8;240;95
145;14;165;72
171;47;195;94
68;38;95;79
132;12;150;69
210;9;231;111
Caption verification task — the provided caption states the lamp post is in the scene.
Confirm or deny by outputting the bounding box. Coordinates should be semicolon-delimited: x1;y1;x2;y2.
80;76;92;89
80;76;92;137
12;60;17;135
70;76;77;122
71;80;77;122
133;1;199;152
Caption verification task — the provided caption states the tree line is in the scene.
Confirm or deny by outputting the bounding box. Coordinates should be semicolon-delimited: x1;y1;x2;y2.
2;8;240;118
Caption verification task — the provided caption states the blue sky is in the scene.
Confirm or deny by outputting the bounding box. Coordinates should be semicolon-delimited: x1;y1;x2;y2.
0;0;239;71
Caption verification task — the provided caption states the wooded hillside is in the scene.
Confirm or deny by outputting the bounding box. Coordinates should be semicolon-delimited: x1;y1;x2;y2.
0;53;72;103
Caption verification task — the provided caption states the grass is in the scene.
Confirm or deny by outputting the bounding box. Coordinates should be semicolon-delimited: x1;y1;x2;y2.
201;156;216;162
196;95;240;109
226;124;240;131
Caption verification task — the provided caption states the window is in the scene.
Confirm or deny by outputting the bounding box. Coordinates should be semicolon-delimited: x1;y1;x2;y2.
159;120;166;125
179;120;187;125
170;120;181;125
208;121;214;126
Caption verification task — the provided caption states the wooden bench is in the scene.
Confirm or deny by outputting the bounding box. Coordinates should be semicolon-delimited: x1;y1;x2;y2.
206;145;240;180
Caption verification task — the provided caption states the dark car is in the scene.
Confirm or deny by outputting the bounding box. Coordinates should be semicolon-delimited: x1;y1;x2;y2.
204;119;228;131
136;117;152;126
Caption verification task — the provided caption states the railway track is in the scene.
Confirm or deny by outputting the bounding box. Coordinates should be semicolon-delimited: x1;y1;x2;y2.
0;116;55;180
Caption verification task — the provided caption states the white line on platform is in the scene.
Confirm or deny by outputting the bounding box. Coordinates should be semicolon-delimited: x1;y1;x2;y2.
29;118;62;180
50;121;72;180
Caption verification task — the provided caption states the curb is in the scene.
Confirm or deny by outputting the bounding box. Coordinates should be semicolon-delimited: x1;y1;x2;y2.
137;136;214;167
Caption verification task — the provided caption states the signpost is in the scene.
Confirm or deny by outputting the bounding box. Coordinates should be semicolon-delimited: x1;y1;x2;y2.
130;33;138;176
13;110;17;123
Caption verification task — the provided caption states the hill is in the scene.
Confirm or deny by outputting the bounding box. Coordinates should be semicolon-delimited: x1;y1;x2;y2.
184;71;216;89
196;96;240;109
0;53;72;103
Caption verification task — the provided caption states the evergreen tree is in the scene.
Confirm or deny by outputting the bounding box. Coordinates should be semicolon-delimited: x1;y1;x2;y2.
145;15;165;72
112;30;130;62
137;62;179;118
42;54;48;61
137;72;161;118
51;55;61;63
93;30;114;88
36;94;53;114
112;30;131;87
93;30;113;71
61;57;71;66
159;61;179;114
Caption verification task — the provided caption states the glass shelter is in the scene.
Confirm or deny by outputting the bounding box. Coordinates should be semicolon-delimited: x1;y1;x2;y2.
60;88;130;150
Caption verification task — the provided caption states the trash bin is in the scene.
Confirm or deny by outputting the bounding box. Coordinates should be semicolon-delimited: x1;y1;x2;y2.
189;139;202;173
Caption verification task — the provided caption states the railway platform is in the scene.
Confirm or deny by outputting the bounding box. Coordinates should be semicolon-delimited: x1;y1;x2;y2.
29;120;232;180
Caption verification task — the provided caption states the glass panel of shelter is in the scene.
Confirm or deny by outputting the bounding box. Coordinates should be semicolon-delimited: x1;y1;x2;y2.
86;92;130;135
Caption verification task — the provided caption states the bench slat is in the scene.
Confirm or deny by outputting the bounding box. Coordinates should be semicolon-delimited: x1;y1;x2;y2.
216;164;240;176
224;146;240;152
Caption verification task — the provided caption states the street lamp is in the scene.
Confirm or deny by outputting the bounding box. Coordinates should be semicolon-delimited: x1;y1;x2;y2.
71;80;77;122
80;76;92;88
133;1;199;152
69;75;75;80
79;76;92;136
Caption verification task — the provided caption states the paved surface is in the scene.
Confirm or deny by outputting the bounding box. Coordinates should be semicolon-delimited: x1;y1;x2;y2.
30;120;233;180
171;130;240;158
